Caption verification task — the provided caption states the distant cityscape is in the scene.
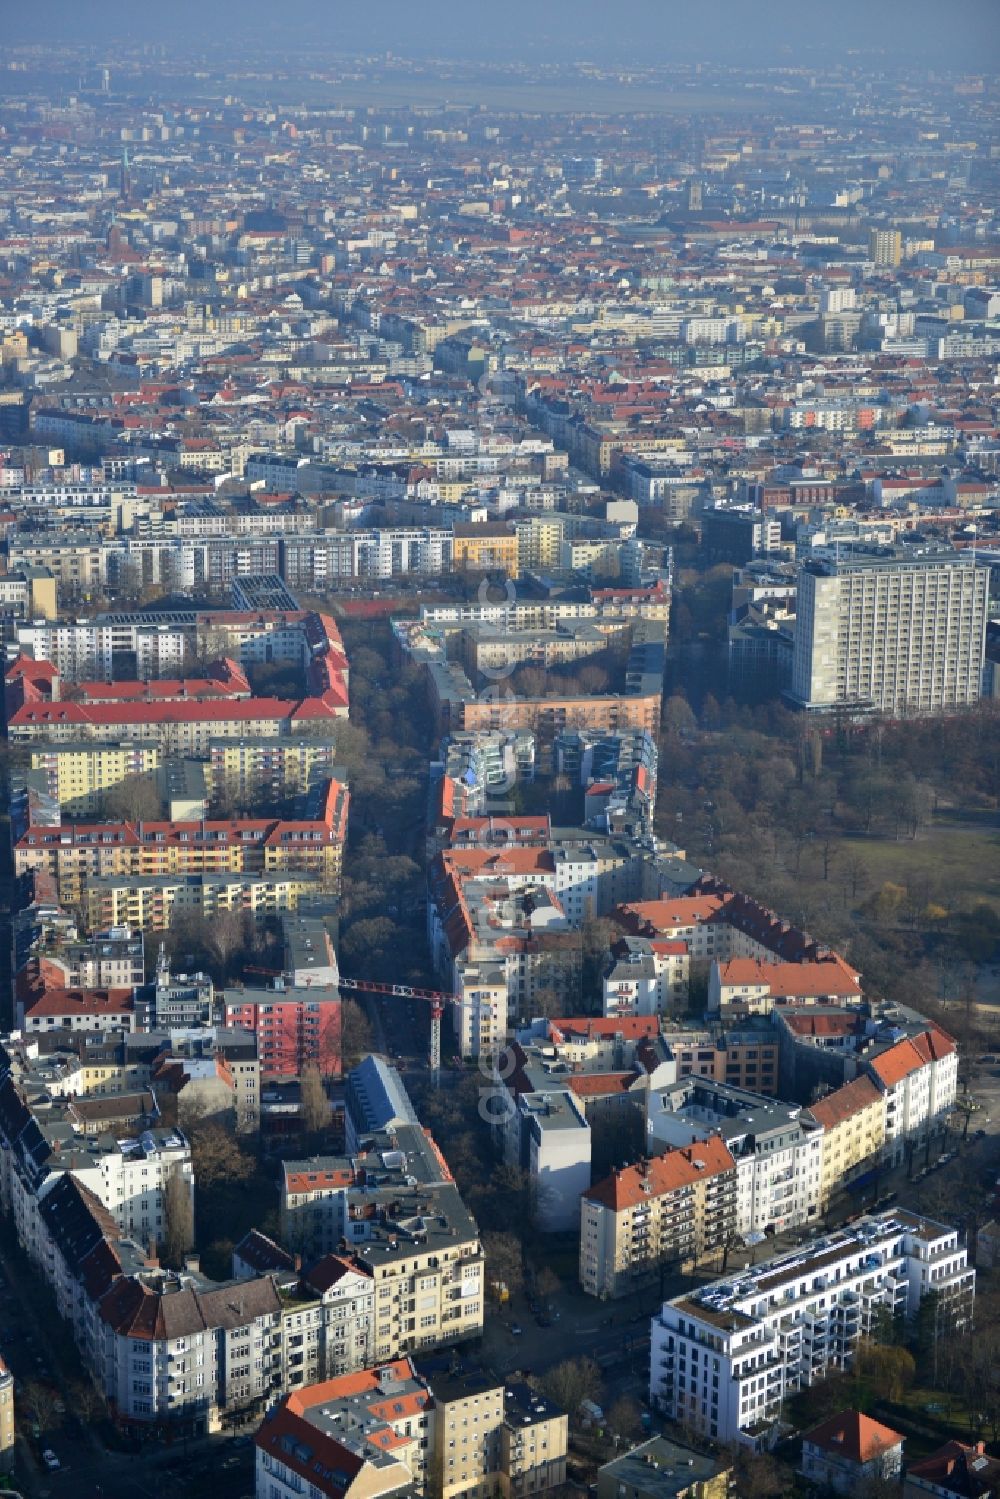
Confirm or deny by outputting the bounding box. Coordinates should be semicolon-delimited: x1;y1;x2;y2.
0;26;997;1499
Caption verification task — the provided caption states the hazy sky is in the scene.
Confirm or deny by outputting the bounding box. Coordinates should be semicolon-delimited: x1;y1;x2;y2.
4;0;999;69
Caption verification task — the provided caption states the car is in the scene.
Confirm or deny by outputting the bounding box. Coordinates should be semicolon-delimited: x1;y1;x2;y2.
510;1323;523;1336
975;1129;986;1139
979;1055;996;1064
536;1314;552;1328
41;1448;60;1471
939;1152;954;1165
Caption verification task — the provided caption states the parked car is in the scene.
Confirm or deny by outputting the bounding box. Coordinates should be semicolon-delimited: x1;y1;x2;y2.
41;1449;60;1471
510;1323;523;1336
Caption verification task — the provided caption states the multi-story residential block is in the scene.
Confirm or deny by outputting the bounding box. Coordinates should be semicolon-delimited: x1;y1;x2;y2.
708;956;863;1014
805;1077;886;1210
20;741;163;814
646;1078;823;1238
650;1211;974;1447
83;870;320;930
254;1359;567;1499
280;1063;483;1360
788;545;988;716
65;1127;194;1249
603;936;690;1017
14;776;347;908
25;925;146;991
863;1029;958;1166
580;1136;737;1298
597;1436;731;1499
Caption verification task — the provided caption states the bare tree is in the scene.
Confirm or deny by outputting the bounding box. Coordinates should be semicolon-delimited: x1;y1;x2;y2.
100;771;162;823
300;1063;332;1137
482;1231;524;1303
162;1170;194;1267
340;998;373;1073
190;1124;254;1189
23;1380;61;1433
540;1357;602;1418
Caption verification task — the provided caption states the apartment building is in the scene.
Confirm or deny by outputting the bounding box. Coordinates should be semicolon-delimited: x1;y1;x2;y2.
274;1255;376;1389
646;1079;823;1238
863;1030;958;1166
603;936;690;1018
597;1437;730;1499
615;886;853;987
14;778;348;906
280;1153;484;1361
708;957;863;1015
280;1065;483;1360
224;987;342;1079
24;926;145;991
663;1025;780;1096
84;871;319;930
805;1077;886;1210
788;545;988;716
650;1211;974;1448
452;522;519;574
205;736;338;801
580;1137;737;1299
23;740;162;814
255;1359;567;1499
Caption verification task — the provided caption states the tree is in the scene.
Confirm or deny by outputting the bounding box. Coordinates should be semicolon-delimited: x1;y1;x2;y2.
483;1231;524;1303
340;998;373;1073
534;1266;562;1306
190;1124;254;1189
607;1395;643;1442
540;1357;602;1417
100;771;162;823
729;1449;793;1499
204;907;251;978
855;1340;915;1402
23;1380;60;1433
300;1062;332;1136
69;1378;107;1426
161;1170;194;1268
663;694;697;736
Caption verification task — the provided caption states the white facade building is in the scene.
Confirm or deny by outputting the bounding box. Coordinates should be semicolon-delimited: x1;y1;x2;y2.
789;544;988;716
650;1211;974;1448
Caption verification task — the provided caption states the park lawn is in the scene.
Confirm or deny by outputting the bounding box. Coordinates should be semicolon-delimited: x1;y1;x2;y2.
827;814;1000;916
868;1383;990;1459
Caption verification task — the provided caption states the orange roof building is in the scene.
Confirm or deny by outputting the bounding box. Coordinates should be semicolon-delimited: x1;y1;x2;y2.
580;1137;737;1298
802;1410;903;1492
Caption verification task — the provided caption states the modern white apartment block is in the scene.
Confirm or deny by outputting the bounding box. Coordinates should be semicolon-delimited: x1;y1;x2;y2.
789;544;988;716
650;1211;974;1449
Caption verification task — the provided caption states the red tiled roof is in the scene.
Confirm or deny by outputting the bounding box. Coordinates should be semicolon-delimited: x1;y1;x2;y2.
807;1076;882;1130
585;1136;736;1211
868;1037;933;1089
803;1409;902;1464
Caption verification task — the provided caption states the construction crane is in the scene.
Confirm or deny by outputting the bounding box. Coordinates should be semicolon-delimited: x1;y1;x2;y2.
236;967;481;1084
337;976;473;1084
